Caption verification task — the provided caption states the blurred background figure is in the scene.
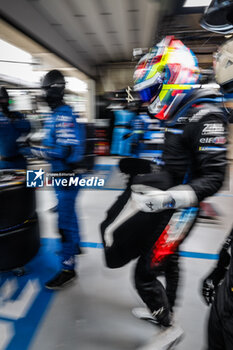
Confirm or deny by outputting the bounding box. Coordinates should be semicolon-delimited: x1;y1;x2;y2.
199;1;233;350
110;104;134;156
122;102;150;158
22;69;85;289
0;86;31;170
202;227;233;350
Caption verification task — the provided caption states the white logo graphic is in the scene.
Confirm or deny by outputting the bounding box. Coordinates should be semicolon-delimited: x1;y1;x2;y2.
190;109;210;122
202;123;224;135
200;137;226;144
63;257;75;266
26;169;45;187
126;86;134;103
152;307;164;318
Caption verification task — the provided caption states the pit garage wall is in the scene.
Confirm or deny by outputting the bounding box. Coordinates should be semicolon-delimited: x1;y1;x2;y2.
96;63;135;94
86;79;96;121
228;124;233;160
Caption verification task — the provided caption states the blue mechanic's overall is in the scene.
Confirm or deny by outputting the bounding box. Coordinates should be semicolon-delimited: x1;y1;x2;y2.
55;183;80;270
40;104;85;270
0;111;30;169
130;113;150;157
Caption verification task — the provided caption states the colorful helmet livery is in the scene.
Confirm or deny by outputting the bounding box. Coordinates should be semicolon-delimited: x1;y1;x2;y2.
133;36;200;120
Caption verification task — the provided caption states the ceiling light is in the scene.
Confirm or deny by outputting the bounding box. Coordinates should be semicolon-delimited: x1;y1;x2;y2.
100;12;112;15
183;0;211;7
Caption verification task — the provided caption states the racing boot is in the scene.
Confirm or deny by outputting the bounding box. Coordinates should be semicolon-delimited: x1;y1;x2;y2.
133;307;183;349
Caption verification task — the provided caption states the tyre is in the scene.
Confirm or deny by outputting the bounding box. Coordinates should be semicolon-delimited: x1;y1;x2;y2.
0;170;36;230
0;214;40;271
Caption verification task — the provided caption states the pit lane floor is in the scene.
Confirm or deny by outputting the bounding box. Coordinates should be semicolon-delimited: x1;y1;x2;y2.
1;157;233;350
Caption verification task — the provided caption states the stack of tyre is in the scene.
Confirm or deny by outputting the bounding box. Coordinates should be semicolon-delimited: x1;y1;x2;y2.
0;170;40;271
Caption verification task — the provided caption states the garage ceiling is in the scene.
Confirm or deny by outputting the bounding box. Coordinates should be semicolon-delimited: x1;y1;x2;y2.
0;0;181;77
0;0;226;78
31;0;161;63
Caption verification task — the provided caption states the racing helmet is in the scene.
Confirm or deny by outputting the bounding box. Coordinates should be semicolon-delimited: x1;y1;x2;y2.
41;70;65;108
200;0;233;34
133;36;200;120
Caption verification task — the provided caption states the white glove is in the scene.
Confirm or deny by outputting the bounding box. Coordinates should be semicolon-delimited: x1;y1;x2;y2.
131;185;172;212
168;185;198;209
131;184;198;213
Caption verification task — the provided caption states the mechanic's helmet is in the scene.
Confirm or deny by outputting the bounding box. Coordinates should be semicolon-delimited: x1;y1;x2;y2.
41;70;65;107
200;1;233;93
0;86;9;105
133;36;200;120
200;0;233;34
214;38;233;93
0;86;9;112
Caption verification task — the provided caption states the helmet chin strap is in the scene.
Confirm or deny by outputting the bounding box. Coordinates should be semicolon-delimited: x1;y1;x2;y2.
148;92;188;121
44;88;64;110
47;98;64;110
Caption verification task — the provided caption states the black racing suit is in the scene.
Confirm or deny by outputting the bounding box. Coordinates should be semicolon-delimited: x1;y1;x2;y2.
207;231;233;350
100;89;228;326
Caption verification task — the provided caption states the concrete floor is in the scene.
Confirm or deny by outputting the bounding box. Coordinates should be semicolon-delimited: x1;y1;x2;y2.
1;157;233;350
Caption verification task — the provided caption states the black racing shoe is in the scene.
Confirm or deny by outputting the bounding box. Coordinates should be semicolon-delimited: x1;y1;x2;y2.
151;307;172;327
45;270;77;290
132;307;159;325
132;307;172;327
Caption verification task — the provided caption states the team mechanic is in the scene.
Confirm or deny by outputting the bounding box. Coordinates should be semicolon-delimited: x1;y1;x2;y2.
200;1;233;349
202;228;233;350
100;36;228;347
22;70;85;289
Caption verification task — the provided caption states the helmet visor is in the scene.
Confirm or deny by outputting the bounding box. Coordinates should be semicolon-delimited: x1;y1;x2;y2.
138;82;163;102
